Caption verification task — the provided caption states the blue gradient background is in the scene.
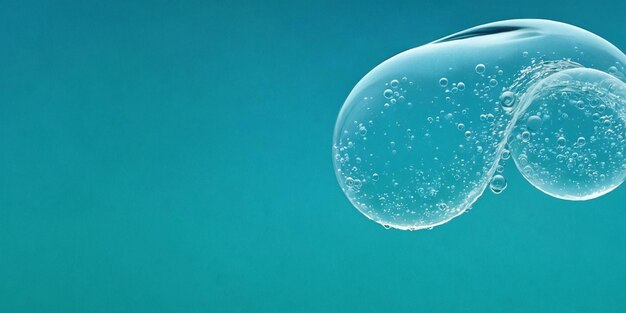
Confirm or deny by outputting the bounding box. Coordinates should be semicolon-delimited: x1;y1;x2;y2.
1;0;626;312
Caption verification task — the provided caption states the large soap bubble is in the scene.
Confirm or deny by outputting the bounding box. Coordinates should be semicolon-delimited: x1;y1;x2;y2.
333;19;626;230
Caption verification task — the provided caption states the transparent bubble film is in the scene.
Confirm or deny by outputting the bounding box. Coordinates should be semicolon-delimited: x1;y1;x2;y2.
332;19;626;231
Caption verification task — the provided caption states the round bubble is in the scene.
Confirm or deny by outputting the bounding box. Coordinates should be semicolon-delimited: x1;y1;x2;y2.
509;68;626;200
333;19;626;230
489;174;508;194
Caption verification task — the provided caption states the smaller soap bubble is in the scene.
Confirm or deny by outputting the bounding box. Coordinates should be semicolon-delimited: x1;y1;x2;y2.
526;115;542;131
372;173;380;181
500;91;517;113
489;174;508;194
475;64;486;74
439;77;448;87
501;148;511;160
509;68;626;200
496;164;504;173
359;125;368;136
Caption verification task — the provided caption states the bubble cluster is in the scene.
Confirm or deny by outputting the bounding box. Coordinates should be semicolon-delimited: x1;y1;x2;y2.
333;19;626;230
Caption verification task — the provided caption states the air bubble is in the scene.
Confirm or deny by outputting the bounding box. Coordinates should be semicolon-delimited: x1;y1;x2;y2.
508;68;626;200
501;148;511;160
500;91;517;113
526;115;542;131
359;125;367;136
334;19;626;230
475;64;486;74
489;174;508;194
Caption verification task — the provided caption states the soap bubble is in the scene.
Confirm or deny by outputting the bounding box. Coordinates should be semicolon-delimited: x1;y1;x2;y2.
489;174;508;194
500;91;517;113
333;19;626;230
508;68;626;200
475;64;486;74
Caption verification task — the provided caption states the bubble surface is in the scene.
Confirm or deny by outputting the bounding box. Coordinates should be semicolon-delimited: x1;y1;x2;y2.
333;19;626;230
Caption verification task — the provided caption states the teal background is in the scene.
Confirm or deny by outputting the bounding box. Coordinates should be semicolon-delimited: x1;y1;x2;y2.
1;0;626;312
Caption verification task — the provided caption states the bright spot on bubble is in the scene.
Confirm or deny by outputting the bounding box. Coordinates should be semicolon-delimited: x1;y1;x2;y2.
333;19;626;230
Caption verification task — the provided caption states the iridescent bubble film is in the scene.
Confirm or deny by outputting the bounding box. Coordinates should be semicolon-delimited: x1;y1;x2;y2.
332;19;626;230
